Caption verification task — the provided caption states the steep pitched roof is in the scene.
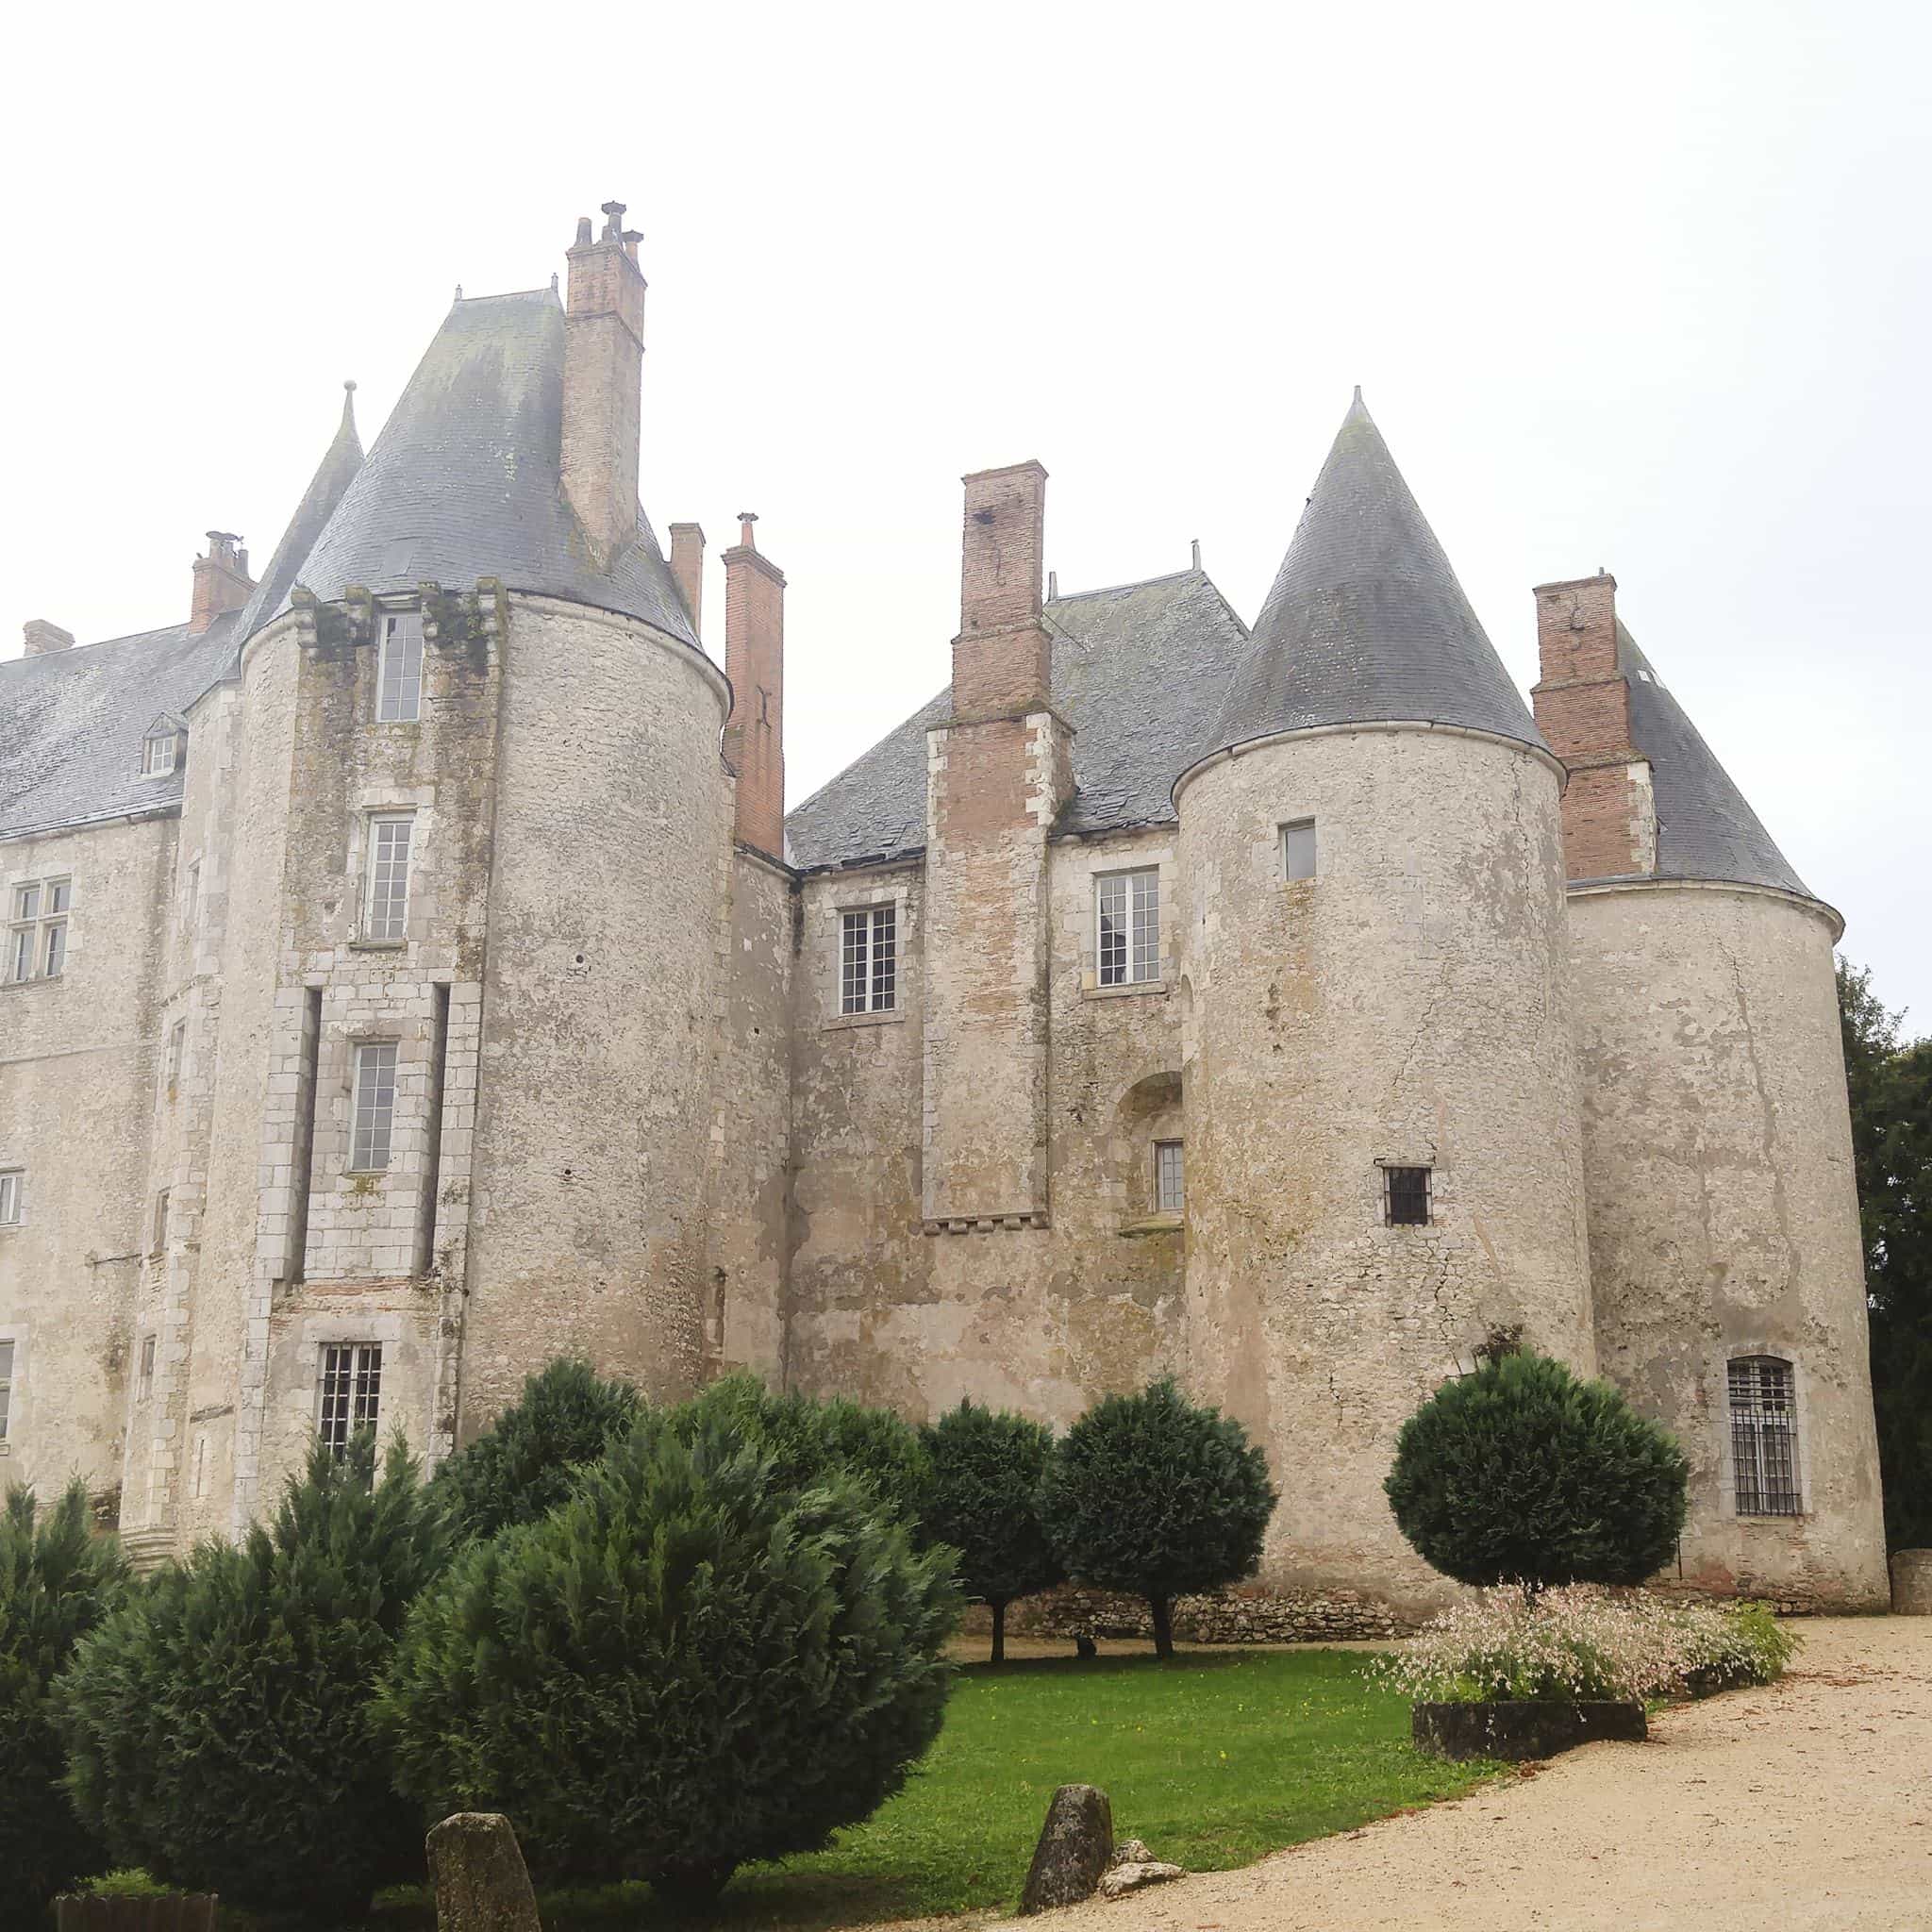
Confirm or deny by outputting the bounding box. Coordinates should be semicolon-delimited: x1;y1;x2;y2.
281;290;697;649
783;568;1250;870
1617;621;1812;899
0;616;239;838
1201;391;1547;758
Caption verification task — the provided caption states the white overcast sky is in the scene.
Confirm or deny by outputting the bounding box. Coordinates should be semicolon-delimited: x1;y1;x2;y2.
5;0;1927;1025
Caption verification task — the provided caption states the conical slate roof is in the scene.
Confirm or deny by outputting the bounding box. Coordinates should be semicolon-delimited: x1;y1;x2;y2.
1203;392;1546;759
280;289;696;650
1617;622;1811;899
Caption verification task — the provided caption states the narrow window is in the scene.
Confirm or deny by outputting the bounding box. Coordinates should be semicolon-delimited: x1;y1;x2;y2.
840;905;896;1014
1155;1140;1186;1215
192;1433;208;1499
151;1188;170;1256
7;879;69;983
0;1340;12;1441
138;1334;157;1404
1282;818;1317;882
0;1171;21;1226
165;1017;188;1094
183;859;201;931
289;988;323;1281
376;612;425;724
1729;1357;1803;1515
1384;1164;1432;1225
318;1341;383;1455
350;1042;399;1171
417;986;451;1274
1097;869;1160;987
364;815;414;943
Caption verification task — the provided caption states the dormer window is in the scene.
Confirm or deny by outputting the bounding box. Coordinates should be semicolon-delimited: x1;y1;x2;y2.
141;716;186;778
377;612;424;723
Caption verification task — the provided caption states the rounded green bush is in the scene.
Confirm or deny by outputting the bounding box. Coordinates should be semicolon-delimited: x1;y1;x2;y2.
56;1436;449;1921
921;1400;1063;1661
378;1412;960;1903
428;1356;641;1543
0;1481;128;1910
1039;1377;1277;1658
1383;1350;1690;1589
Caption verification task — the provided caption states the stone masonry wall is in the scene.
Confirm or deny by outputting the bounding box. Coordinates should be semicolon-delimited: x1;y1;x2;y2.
1176;725;1593;1615
1569;882;1888;1608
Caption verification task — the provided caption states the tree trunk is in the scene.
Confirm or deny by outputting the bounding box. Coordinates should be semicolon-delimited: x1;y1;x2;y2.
991;1599;1008;1664
1150;1594;1174;1660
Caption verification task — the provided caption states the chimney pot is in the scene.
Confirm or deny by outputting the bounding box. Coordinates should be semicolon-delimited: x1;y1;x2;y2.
952;461;1052;724
668;523;707;636
23;619;75;657
560;197;649;564
190;528;256;634
723;524;787;858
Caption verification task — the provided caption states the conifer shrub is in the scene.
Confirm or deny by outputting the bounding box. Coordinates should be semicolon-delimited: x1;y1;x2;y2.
921;1399;1063;1661
56;1434;449;1921
378;1411;960;1904
0;1481;128;1910
428;1355;641;1542
1039;1377;1278;1659
1384;1350;1690;1591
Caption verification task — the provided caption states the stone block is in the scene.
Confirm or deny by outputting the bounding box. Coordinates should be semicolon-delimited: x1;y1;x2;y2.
1020;1782;1112;1913
1891;1549;1932;1614
425;1810;541;1931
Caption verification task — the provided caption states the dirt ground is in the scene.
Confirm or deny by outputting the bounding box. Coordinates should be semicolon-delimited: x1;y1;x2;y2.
1025;1617;1932;1931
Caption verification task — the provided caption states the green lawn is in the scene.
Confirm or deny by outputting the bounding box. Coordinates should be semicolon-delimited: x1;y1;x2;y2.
96;1648;1497;1931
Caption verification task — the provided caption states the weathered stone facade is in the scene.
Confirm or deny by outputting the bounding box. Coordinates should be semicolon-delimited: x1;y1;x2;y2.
0;208;1885;1617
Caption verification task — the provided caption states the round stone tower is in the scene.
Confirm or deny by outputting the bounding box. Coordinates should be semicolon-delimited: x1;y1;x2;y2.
1531;574;1887;1609
1175;394;1594;1611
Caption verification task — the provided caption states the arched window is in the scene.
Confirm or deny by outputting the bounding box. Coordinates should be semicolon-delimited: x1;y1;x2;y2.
1728;1356;1802;1516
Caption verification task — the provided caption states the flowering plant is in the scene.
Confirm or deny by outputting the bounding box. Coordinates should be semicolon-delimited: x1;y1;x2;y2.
1376;1585;1799;1705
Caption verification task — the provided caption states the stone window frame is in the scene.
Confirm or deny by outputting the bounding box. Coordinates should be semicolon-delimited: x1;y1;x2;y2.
375;609;425;724
356;810;418;949
1094;866;1162;990
316;1339;385;1457
6;874;71;985
1154;1138;1185;1215
1716;1342;1812;1523
1280;816;1318;883
0;1328;25;1452
1078;844;1174;1000
1375;1157;1438;1228
164;1015;189;1098
841;903;898;1016
137;1332;158;1407
0;1167;21;1228
821;879;909;1030
140;716;186;779
348;1041;401;1174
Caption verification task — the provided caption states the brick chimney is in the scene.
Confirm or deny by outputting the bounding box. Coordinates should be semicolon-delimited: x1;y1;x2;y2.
190;531;254;635
1530;571;1657;879
669;522;706;636
560;200;646;566
23;620;75;657
722;514;786;858
953;460;1052;725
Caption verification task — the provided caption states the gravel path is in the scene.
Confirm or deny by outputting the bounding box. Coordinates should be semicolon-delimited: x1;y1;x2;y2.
1040;1618;1932;1932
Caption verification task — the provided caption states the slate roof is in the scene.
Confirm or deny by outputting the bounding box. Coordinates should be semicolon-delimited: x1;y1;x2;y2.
1200;391;1548;760
783;568;1250;870
1616;621;1812;898
281;289;697;649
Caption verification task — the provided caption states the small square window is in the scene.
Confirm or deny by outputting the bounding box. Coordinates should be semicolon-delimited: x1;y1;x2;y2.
841;906;896;1014
318;1341;383;1455
1282;819;1317;882
377;613;424;724
1097;870;1160;987
1155;1140;1185;1215
0;1171;21;1226
1384;1165;1432;1225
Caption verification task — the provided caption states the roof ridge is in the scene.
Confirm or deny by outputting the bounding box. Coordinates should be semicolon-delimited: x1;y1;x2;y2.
1048;564;1199;604
0;617;200;664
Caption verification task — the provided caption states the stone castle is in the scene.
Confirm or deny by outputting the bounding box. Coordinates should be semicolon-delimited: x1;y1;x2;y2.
0;204;1885;1613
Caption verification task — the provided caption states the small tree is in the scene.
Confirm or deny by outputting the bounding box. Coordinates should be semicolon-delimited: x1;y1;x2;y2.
57;1434;450;1921
921;1400;1064;1662
1039;1378;1277;1660
429;1356;641;1543
378;1411;959;1904
1384;1349;1690;1591
0;1481;128;1911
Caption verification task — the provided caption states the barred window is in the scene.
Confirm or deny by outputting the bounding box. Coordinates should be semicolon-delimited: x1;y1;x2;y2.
841;906;896;1014
1281;818;1317;882
351;1041;399;1171
1729;1356;1802;1516
364;815;414;942
8;877;70;982
1097;869;1160;986
0;1171;21;1226
377;612;424;723
0;1340;12;1441
1384;1164;1432;1225
1155;1140;1185;1215
318;1342;382;1456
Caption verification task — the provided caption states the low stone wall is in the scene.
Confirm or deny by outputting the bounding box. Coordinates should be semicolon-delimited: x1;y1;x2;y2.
968;1583;1421;1645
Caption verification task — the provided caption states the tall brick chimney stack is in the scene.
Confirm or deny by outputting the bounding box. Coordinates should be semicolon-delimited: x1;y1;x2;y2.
190;531;254;634
953;460;1052;724
668;522;706;636
1530;571;1657;879
23;620;75;657
560;200;647;566
722;512;786;858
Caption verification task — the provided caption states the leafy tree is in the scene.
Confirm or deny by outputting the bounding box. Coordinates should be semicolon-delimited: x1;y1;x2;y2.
921;1401;1064;1661
1840;958;1932;1550
57;1434;449;1922
1039;1377;1277;1659
428;1356;641;1543
1384;1350;1689;1591
0;1481;127;1911
681;1373;933;1526
378;1410;959;1905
